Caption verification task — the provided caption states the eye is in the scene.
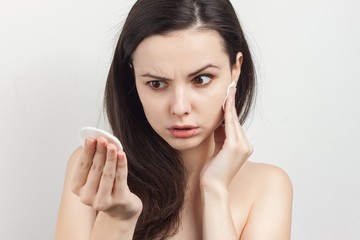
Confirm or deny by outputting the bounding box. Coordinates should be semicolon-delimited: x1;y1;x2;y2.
147;80;167;90
192;75;213;86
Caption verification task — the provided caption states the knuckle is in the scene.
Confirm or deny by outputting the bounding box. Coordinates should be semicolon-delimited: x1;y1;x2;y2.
93;199;110;212
107;154;116;162
91;163;103;173
115;171;127;183
84;145;95;155
242;144;253;157
79;194;94;206
249;144;254;154
96;139;107;153
102;172;115;181
71;184;80;195
95;148;104;155
79;159;91;170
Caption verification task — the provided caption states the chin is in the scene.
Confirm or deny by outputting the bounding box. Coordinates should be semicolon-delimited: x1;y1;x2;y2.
165;139;197;151
164;133;214;152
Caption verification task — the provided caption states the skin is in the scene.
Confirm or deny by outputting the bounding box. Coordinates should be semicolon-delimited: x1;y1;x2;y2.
56;28;293;240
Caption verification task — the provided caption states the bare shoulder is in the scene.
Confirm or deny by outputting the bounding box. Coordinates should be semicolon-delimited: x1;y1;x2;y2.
231;162;293;239
240;161;292;191
237;161;292;205
230;161;293;209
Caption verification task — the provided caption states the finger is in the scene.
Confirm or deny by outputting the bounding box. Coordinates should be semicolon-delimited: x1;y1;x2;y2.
113;152;129;199
236;124;254;157
231;102;254;157
225;88;253;157
223;87;237;143
97;144;118;197
80;137;108;198
72;138;97;194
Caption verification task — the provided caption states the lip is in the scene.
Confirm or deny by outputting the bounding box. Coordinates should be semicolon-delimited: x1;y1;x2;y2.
168;125;198;138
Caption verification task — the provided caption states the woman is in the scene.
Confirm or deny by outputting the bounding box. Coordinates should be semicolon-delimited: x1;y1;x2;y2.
56;0;292;239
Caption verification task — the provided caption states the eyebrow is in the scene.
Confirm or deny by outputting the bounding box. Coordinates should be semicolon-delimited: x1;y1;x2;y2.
140;64;220;80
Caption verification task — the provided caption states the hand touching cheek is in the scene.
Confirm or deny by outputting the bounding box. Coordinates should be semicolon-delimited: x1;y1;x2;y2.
200;87;253;190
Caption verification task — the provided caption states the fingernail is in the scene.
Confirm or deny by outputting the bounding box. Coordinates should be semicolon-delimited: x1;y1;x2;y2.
107;143;115;151
97;137;107;146
86;138;96;146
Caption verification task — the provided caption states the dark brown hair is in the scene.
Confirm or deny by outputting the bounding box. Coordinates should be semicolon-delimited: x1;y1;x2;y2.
104;0;256;239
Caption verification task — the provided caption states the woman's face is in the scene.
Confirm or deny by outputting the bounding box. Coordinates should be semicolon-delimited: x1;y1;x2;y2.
133;28;242;151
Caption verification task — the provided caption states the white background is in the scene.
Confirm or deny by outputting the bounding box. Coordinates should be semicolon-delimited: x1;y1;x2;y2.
1;0;359;239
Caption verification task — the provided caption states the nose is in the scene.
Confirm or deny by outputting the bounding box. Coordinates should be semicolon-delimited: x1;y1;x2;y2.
170;85;191;116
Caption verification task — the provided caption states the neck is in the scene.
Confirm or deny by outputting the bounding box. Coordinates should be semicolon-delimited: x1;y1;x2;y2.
177;135;215;229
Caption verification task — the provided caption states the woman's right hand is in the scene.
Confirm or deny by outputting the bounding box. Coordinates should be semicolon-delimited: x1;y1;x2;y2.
71;137;143;221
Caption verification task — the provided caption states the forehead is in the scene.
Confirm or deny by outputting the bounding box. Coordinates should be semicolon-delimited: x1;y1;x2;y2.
132;28;228;68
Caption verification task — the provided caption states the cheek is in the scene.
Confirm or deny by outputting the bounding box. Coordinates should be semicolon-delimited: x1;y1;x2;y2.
136;87;153;119
140;96;156;112
204;84;227;109
198;91;225;124
138;94;165;127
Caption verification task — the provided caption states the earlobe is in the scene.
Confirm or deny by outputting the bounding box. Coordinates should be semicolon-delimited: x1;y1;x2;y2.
232;52;243;83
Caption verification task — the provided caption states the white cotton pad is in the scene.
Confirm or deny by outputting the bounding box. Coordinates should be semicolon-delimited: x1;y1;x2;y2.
79;127;123;151
222;80;236;110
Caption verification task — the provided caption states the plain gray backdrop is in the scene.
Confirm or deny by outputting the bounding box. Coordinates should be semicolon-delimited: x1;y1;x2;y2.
1;0;359;239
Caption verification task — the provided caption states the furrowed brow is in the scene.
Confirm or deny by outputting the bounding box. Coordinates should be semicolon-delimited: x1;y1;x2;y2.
140;73;170;81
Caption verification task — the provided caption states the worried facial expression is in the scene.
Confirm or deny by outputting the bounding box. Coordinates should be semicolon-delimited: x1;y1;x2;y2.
132;28;242;151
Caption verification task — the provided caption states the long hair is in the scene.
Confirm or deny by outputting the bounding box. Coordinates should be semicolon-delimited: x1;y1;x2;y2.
104;0;256;239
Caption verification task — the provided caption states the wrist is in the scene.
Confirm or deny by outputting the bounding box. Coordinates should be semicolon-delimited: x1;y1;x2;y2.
91;211;140;240
200;182;229;200
200;177;229;192
100;210;140;226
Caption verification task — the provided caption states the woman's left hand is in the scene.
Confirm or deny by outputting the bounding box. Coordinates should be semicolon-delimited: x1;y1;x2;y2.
200;87;253;190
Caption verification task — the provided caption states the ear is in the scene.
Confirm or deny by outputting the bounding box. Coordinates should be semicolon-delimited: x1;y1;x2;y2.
231;52;243;83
